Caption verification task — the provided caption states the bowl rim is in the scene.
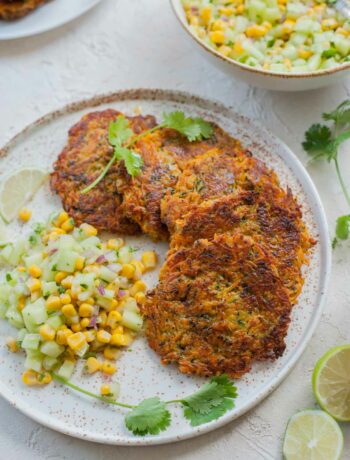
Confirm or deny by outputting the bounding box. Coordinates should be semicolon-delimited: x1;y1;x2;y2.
170;0;350;79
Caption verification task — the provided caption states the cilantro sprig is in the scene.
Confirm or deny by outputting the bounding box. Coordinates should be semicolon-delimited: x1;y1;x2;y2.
53;373;237;437
82;111;213;193
303;100;350;247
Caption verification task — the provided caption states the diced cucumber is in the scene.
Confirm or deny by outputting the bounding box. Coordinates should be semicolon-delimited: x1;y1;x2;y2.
7;240;26;266
40;341;65;358
24;350;44;372
118;246;133;264
123;298;139;313
24;253;43;268
55;250;80;273
0;244;13;264
57;360;75;379
17;328;27;342
22;333;41;350
99;266;117;283
96;296;113;309
121;310;143;332
22;298;48;331
80;237;100;250
110;381;120;399
74;342;89;358
42;281;59;297
43;356;58;371
5;306;24;329
46;315;63;330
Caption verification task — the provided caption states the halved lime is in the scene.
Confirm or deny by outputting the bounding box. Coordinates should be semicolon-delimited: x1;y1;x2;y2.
312;345;350;422
283;410;343;460
0;168;48;223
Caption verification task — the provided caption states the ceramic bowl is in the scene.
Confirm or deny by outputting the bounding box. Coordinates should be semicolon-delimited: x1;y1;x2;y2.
170;0;350;91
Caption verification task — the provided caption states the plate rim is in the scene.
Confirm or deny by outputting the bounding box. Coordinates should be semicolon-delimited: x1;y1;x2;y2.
0;88;332;446
0;0;103;41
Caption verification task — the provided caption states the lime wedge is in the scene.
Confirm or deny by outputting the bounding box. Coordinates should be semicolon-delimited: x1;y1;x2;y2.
283;410;343;460
0;168;48;223
0;216;8;244
312;344;350;422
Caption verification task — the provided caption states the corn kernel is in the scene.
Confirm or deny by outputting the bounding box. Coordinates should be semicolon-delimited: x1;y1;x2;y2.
219;7;234;16
56;328;73;346
129;280;147;296
298;48;313;59
322;18;338;31
121;263;135;279
17;296;26;311
71;323;82;333
101;361;117;375
97;330;111;344
245;25;267;38
211;19;225;31
141;251;157;270
61;276;73;289
103;347;119;360
6;337;18;353
83;330;96;342
107;238;124;250
110;333;129;347
233;41;244;55
67;332;86;351
55;272;67;284
210;30;225;45
85;356;100;374
131;260;145;280
85;297;95;305
38;372;52;385
18;208;32;222
75;256;85;271
46;295;61;311
106;310;122;329
201;6;212;25
62;304;77;317
100;384;111;396
51;227;66;235
27;278;41;292
134;292;146;305
28;265;41;278
60;293;71;305
17;266;26;273
39;324;56;341
218;45;232;57
79;303;94;317
22;370;39;386
54;211;69;226
97;311;107;328
236;4;245;14
80;223;98;237
80;318;90;329
61;218;75;232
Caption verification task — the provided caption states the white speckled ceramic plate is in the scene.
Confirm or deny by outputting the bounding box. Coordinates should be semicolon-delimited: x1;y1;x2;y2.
0;89;331;445
0;0;102;41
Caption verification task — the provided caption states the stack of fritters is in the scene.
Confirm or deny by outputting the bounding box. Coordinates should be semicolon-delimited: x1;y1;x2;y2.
0;0;49;20
51;109;315;379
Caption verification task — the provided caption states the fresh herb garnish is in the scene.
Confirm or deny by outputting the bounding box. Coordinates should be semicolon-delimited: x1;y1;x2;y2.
82;112;213;193
6;273;12;282
303;100;350;246
53;373;237;437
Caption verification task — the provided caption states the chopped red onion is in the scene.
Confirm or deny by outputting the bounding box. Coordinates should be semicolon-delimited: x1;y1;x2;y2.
118;290;127;298
96;254;107;264
97;283;105;296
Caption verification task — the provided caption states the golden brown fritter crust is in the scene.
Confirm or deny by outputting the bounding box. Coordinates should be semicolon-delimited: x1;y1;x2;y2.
116;124;244;241
142;232;292;379
50;109;156;234
169;192;315;304
116;130;182;241
0;0;48;20
161;148;278;233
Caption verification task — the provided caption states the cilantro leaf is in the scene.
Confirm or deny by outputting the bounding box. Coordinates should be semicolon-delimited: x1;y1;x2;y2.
108;115;134;147
181;375;237;427
321;47;337;59
335;214;350;240
114;146;143;177
162;111;213;142
125;397;171;436
302;124;336;161
323;100;350;126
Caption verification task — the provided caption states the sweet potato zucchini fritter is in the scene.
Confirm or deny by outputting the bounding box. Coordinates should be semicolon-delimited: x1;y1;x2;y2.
0;0;48;20
116;124;245;240
169;191;315;304
142;232;292;378
50;109;156;234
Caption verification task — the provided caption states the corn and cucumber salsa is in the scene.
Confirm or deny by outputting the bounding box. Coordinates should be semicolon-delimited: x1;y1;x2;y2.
0;211;157;397
182;0;350;73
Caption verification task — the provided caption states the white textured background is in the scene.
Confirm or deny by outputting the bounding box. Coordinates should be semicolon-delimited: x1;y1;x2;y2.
0;0;349;458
